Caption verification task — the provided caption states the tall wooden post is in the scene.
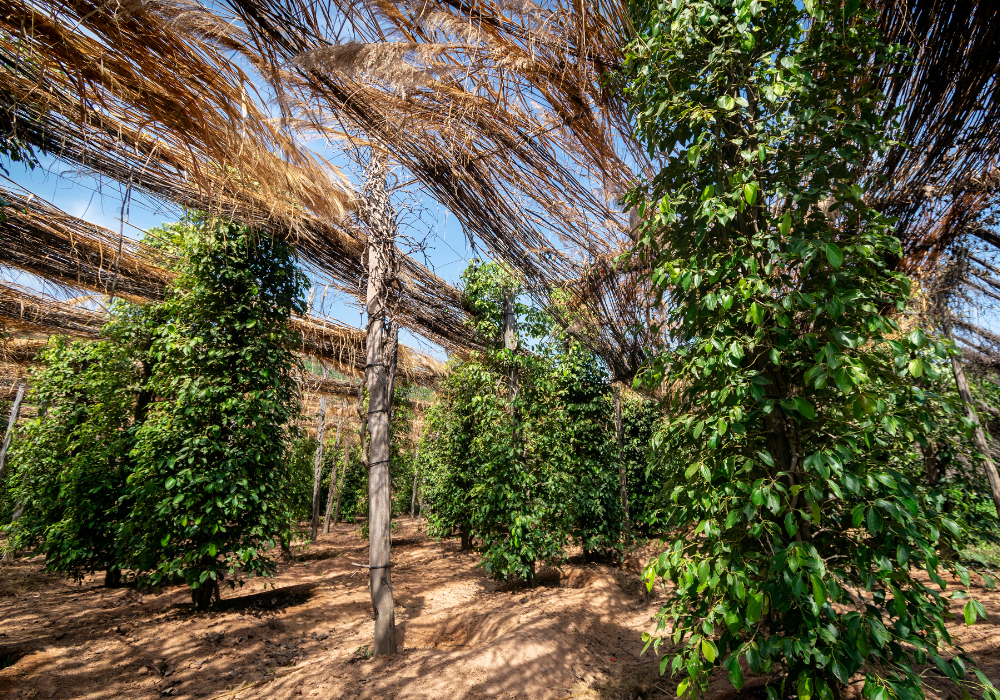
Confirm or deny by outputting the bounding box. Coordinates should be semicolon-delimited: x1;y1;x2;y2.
613;385;631;542
0;380;26;483
503;291;520;432
503;290;532;580
941;298;1000;518
410;443;420;518
361;151;397;656
323;401;347;534
332;435;350;526
310;367;329;540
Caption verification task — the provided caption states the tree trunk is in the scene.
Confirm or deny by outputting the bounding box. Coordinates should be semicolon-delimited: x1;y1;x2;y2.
310;367;329;540
361;151;397;656
460;527;472;551
410;443;420;518
0;380;26;483
386;321;399;423
941;302;1000;519
613;385;631;542
332;436;350;526
104;567;122;588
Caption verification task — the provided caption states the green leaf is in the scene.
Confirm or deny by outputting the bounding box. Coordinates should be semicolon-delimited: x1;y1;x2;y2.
702;638;717;662
727;656;745;689
792;397;816;420
750;302;764;326
747;592;763;623
165;477;176;489
825;243;843;268
811;575;827;604
208;542;218;557
717;96;736;111
778;212;791;237
743;183;759;206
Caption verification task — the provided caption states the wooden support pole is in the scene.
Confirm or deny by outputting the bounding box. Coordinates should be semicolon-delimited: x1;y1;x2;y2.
310;366;329;541
332;435;350;526
357;383;368;465
0;380;26;483
323;402;347;534
361;151;397;656
941;300;1000;519
503;290;532;581
613;385;631;542
410;443;420;518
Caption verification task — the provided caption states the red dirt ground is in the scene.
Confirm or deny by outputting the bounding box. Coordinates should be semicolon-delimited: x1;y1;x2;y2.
1;519;998;700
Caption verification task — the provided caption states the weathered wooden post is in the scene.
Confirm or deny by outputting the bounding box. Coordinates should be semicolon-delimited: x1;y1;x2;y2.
940;295;1000;519
310;366;329;540
332;435;350;526
0;379;26;482
323;400;348;534
360;150;398;656
613;384;631;542
410;442;420;518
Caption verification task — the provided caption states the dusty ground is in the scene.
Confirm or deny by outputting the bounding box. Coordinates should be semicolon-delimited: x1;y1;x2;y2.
1;520;999;700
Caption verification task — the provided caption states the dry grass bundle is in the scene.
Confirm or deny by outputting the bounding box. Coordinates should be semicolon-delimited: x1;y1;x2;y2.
224;0;659;379
0;184;174;302
871;0;1000;273
0;283;107;338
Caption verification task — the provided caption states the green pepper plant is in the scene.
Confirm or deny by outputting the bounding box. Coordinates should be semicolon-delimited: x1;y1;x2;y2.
620;1;1000;698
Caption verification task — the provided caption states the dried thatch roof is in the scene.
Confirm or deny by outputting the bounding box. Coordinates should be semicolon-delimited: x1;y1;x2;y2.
0;0;478;356
5;0;1000;380
0;184;174;302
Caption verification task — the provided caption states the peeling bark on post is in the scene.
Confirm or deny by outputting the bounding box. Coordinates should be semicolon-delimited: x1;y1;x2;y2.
361;151;397;656
0;380;26;483
941;301;1000;519
310;366;329;541
613;385;631;542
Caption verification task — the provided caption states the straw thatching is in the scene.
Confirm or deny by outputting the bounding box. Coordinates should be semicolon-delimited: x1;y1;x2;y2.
221;0;1000;376
3;0;1000;378
0;0;479;355
0;184;174;302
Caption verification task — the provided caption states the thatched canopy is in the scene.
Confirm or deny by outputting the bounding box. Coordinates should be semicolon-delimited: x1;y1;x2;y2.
3;0;1000;376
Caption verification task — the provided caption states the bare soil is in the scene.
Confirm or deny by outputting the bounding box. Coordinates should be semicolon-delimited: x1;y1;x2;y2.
1;520;998;700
